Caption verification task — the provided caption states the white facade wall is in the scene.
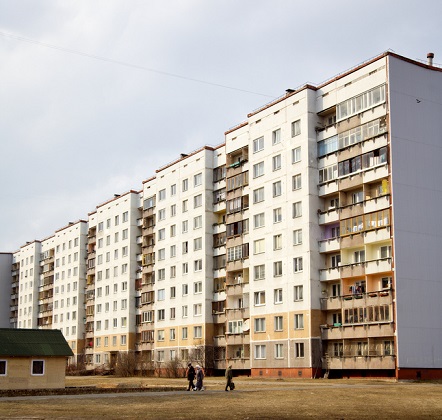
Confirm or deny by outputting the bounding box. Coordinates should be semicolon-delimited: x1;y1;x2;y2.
52;221;88;351
93;191;141;363
388;56;442;369
153;148;216;358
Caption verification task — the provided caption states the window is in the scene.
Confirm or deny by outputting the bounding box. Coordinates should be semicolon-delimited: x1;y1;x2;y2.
274;316;283;331
354;250;365;263
194;281;203;294
182;178;188;192
194;237;202;251
170;265;176;278
254;291;265;306
194;259;202;272
272;181;282;197
182;284;188;296
227;320;243;334
158;208;166;221
294;314;304;329
194;173;202;187
254;345;266;359
171;184;176;196
294;285;303;301
253;187;265;203
273;235;282;251
254;239;265;254
292;146;301;163
158;289;165;301
293;257;303;272
275;343;283;359
292;174;301;190
272;154;281;171
170;224;176;237
272;129;281;145
115;215;119;226
293;201;302;218
32;360;44;375
295;342;305;358
171;204;176;217
380;246;392;259
193;326;202;338
254;318;266;332
254;265;265;280
291;119;301;137
384;340;394;356
170;286;176;299
293;229;302;245
193;303;202;316
170;307;176;319
182;220;188;233
158;309;165;321
170;329;176;341
0;360;7;376
273;208;282;224
182;199;188;212
274;288;283;303
253;136;264;153
158;249;165;261
254;213;265;229
182;327;188;339
182;262;188;274
122;229;128;240
253;162;264;178
194;194;202;208
194;215;202;229
157;330;165;341
158;267;165;280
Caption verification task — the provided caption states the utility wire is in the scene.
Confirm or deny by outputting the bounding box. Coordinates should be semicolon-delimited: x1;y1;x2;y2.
0;30;276;98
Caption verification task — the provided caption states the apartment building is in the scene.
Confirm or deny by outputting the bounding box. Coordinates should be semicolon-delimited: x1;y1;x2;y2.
2;51;442;379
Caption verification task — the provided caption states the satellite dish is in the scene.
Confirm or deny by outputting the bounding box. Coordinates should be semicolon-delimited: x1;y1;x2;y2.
242;319;250;332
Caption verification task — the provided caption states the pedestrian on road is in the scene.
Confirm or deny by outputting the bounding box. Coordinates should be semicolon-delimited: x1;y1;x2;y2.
186;362;195;391
225;365;233;391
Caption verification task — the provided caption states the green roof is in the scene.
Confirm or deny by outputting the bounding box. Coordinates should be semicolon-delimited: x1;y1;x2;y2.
0;329;74;357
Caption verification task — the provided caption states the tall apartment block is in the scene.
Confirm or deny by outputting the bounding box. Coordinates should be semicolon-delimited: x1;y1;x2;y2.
2;51;442;379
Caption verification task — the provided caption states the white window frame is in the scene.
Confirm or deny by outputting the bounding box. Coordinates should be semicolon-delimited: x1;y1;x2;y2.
253;136;264;153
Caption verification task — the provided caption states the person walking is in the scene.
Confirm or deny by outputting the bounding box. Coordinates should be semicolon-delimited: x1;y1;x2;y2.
194;365;204;391
186;362;195;391
225;365;233;391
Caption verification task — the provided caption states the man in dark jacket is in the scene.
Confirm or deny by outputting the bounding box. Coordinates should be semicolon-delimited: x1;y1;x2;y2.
225;365;233;391
186;363;195;391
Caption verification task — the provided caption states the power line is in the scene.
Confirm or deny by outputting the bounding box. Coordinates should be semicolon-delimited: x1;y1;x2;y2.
0;30;276;98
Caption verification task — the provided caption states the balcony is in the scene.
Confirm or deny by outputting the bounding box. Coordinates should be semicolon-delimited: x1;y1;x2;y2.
364;226;391;244
214;335;227;347
363;163;389;184
226;357;250;370
318;237;340;253
319;267;340;282
225;333;250;346
321;322;394;340
226;307;250;320
324;355;395;370
319;179;339;196
365;258;392;275
212;312;226;324
318;208;339;225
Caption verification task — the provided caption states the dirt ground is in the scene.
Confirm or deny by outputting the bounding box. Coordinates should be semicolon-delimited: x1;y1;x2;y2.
0;376;441;419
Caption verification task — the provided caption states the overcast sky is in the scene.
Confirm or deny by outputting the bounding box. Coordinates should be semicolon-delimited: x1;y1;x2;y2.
0;0;440;252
